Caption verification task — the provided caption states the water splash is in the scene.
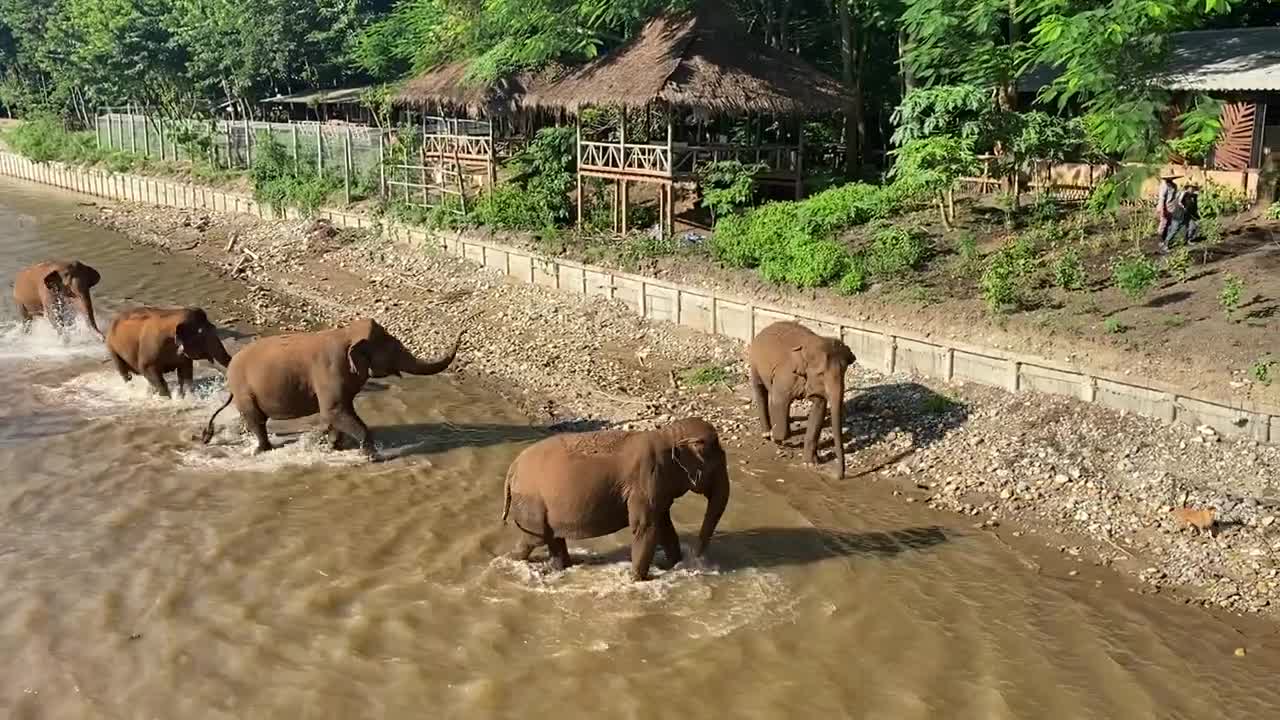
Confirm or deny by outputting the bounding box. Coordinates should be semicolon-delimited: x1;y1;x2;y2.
0;319;105;362
178;430;371;473
36;369;227;418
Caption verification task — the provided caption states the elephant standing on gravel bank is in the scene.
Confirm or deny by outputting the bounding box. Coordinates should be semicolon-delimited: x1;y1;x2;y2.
200;318;463;457
748;321;857;478
106;307;233;398
12;260;103;336
501;417;731;581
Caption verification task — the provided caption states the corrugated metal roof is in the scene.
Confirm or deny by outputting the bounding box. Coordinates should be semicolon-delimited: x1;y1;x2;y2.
261;86;373;105
1020;26;1280;93
1160;27;1280;91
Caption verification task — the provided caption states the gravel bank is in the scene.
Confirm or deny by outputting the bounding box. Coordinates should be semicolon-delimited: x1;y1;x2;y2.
84;202;1280;620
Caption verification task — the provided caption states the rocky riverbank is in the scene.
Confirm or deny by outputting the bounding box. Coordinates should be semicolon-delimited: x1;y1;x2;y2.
84;201;1280;621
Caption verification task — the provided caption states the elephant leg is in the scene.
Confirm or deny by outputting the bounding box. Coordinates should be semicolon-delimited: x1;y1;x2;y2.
769;392;792;444
236;396;272;453
141;365;171;398
17;306;32;333
750;367;772;437
507;533;543;562
655;509;682;570
322;399;374;457
327;424;347;451
802;396;827;465
110;352;133;383
176;358;194;398
628;507;659;581
547;538;574;571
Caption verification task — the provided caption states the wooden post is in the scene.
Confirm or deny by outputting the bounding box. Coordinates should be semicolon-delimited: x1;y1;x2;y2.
291;123;299;172
619;108;629;236
378;131;386;200
128;104;137;153
159;121;166;161
225;121;234;168
454;140;467;215
795;120;805;200
343;128;352;204
575;114;583;228
95;114;101;150
666;108;675;235
243;115;252;166
316;125;323;174
621;179;629;235
487;119;496;188
142;114;151;157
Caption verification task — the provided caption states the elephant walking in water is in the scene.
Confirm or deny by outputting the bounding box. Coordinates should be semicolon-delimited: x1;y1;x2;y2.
201;318;463;458
106;307;234;398
12;260;103;337
748;321;857;477
502;418;731;581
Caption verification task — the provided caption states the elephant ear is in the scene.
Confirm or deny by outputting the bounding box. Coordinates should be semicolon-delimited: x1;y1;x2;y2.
175;319;202;356
42;269;66;291
71;262;101;288
832;339;856;368
347;338;371;376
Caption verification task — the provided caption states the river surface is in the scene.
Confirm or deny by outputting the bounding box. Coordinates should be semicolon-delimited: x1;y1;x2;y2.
1;176;1278;719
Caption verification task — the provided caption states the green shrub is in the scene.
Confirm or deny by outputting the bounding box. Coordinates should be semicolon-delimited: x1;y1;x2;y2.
1111;253;1159;300
470;184;550;230
699;160;766;220
618;232;676;269
866;225;930;279
1052;249;1085;290
507;126;577;226
1029;193;1061;225
837;253;869;295
760;237;849;288
1219;273;1244;319
980;248;1025;312
1266;202;1280;221
1104;317;1128;334
1164;246;1192;282
1250;356;1276;386
951;232;981;277
1198;181;1248;219
5;113;106;165
681;363;733;386
250;135;339;216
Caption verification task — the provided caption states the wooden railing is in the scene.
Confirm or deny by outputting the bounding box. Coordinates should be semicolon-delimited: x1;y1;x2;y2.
422;133;492;162
672;144;800;177
579;141;673;178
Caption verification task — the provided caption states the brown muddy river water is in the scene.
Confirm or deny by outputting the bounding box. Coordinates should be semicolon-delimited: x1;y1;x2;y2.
1;177;1278;719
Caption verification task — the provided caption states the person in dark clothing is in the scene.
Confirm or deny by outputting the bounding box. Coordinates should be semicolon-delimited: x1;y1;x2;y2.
1161;183;1200;252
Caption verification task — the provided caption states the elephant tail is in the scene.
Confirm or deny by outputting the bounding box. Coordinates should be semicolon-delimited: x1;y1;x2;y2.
201;393;233;444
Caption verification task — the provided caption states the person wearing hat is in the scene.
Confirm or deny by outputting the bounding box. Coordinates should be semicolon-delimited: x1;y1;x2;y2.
1161;181;1201;252
1155;171;1180;240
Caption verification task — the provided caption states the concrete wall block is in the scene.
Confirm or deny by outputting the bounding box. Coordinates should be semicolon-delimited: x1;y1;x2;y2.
953;351;1010;388
483;247;508;273
1174;396;1269;441
507;252;533;282
584;269;613;298
793;316;843;339
1096;380;1175;422
645;285;677;323
558;265;587;295
1019;363;1086;401
895;338;947;380
716;300;753;342
531;257;560;290
843;327;894;375
611;276;643;312
1272;415;1279;444
461;242;485;267
752;307;792;337
679;290;715;333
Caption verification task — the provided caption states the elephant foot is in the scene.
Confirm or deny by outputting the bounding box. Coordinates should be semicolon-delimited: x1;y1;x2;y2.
252;442;273;455
655;555;678;571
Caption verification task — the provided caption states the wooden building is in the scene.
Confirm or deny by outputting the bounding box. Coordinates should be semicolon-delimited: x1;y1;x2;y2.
523;3;851;235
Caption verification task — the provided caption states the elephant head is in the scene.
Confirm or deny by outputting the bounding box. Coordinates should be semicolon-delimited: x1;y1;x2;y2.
660;418;731;558
43;261;102;335
345;318;462;379
795;338;857;478
175;309;233;368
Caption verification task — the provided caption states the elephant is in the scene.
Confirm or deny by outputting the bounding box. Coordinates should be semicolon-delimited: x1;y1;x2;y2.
106;307;234;398
747;321;857;478
12;260;103;336
201;318;463;457
501;417;731;581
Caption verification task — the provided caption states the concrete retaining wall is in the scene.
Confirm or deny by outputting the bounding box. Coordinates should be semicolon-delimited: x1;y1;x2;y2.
3;151;1277;444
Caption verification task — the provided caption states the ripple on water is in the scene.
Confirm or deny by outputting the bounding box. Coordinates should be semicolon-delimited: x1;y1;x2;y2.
482;552;799;643
177;431;372;473
0;319;105;361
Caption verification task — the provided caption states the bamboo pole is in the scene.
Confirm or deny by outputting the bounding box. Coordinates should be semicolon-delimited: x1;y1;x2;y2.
378;131;386;200
291;123;299;172
128;104;137;153
343;128;352;204
575;114;583;229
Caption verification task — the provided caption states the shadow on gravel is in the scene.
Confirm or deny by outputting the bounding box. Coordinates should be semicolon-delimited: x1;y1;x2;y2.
843;382;970;453
568;525;951;571
377;419;610;460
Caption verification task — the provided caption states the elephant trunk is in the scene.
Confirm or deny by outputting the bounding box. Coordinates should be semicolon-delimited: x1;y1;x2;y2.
827;376;846;478
208;334;233;369
400;330;464;376
694;463;730;557
75;291;102;337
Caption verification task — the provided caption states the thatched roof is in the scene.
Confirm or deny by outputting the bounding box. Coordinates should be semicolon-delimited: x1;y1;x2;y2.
524;4;851;116
395;61;555;116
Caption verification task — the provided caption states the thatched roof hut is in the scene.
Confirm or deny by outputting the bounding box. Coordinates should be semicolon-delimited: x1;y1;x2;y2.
395;61;560;117
524;4;850;117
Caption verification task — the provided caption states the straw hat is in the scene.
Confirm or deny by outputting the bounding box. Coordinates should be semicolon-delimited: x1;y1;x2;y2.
1159;170;1182;180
